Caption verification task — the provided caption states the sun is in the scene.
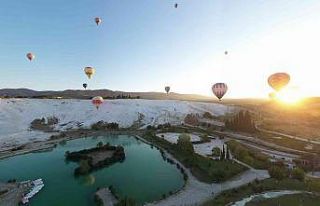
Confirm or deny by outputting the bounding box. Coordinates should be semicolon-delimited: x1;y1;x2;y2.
273;87;304;105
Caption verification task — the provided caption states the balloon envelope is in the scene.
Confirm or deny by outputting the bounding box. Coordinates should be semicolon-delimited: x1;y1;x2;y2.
95;17;102;25
92;96;104;109
268;72;290;92
165;86;170;94
212;83;228;100
26;53;35;61
84;67;95;79
269;92;276;100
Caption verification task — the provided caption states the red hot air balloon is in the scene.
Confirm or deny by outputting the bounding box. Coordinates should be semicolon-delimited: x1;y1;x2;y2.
268;72;290;92
165;86;170;95
95;17;102;26
26;53;35;61
92;96;104;109
212;83;228;101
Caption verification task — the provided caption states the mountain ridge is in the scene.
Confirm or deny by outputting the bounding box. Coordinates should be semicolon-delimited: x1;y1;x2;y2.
0;88;213;101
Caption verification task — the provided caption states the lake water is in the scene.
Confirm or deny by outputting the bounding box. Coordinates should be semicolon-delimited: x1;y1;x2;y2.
0;135;184;205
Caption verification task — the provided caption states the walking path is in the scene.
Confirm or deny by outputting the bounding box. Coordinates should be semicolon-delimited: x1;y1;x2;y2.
140;134;270;206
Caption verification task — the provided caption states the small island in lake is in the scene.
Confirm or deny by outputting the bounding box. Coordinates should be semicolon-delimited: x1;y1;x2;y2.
65;142;125;176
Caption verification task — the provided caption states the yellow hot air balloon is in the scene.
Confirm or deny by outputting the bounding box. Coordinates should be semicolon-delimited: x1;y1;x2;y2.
84;67;95;79
268;72;290;92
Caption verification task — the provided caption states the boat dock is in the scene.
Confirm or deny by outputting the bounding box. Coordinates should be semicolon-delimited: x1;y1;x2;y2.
21;179;44;204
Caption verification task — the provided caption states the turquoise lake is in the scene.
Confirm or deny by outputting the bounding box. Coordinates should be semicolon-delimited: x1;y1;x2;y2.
0;135;184;205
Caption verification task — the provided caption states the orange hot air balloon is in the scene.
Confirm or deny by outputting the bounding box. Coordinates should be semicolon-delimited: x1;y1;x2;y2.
268;72;290;92
212;83;228;101
92;96;104;109
165;86;170;94
26;53;35;61
84;67;95;79
95;17;102;26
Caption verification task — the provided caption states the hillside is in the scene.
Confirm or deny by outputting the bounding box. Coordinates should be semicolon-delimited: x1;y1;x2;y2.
0;88;213;101
0;99;233;149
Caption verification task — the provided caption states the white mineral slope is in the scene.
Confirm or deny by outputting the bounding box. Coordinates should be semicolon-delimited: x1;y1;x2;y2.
0;99;233;149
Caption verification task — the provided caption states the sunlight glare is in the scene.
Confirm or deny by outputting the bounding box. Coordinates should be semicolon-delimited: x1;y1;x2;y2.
275;87;304;105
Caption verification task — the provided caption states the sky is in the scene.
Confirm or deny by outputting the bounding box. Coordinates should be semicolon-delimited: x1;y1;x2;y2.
0;0;319;98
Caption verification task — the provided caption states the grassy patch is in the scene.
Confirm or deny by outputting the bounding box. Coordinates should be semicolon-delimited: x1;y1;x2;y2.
142;131;247;183
246;193;320;206
202;178;320;206
226;140;270;169
256;130;320;154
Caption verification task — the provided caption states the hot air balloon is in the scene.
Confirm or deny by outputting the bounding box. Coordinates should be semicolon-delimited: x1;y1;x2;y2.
92;96;104;109
26;53;35;61
174;3;178;8
268;72;290;92
268;92;276;100
84;67;95;79
165;86;170;95
83;83;88;89
224;51;228;55
95;17;102;26
212;83;228;101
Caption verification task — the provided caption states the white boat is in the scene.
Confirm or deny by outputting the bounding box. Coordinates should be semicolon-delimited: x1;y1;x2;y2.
21;179;45;205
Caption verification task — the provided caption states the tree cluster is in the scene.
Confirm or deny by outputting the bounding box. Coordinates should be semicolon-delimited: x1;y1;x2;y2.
65;143;125;176
102;94;141;99
177;134;194;154
268;161;305;181
219;144;231;160
202;112;214;119
225;110;256;133
184;114;199;126
91;121;119;130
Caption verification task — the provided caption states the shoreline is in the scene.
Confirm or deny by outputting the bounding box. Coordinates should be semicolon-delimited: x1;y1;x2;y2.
0;129;270;206
0;129;143;160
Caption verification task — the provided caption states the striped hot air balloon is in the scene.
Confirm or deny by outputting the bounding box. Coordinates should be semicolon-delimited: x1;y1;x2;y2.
92;96;104;109
268;72;290;92
84;67;95;79
212;83;228;101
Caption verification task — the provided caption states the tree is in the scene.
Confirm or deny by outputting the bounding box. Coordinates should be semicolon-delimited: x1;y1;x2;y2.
212;147;221;156
268;165;288;181
177;134;194;154
292;168;305;181
226;146;230;160
203;112;213;119
97;141;104;148
221;145;225;160
116;197;137;206
77;160;91;175
201;134;210;142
